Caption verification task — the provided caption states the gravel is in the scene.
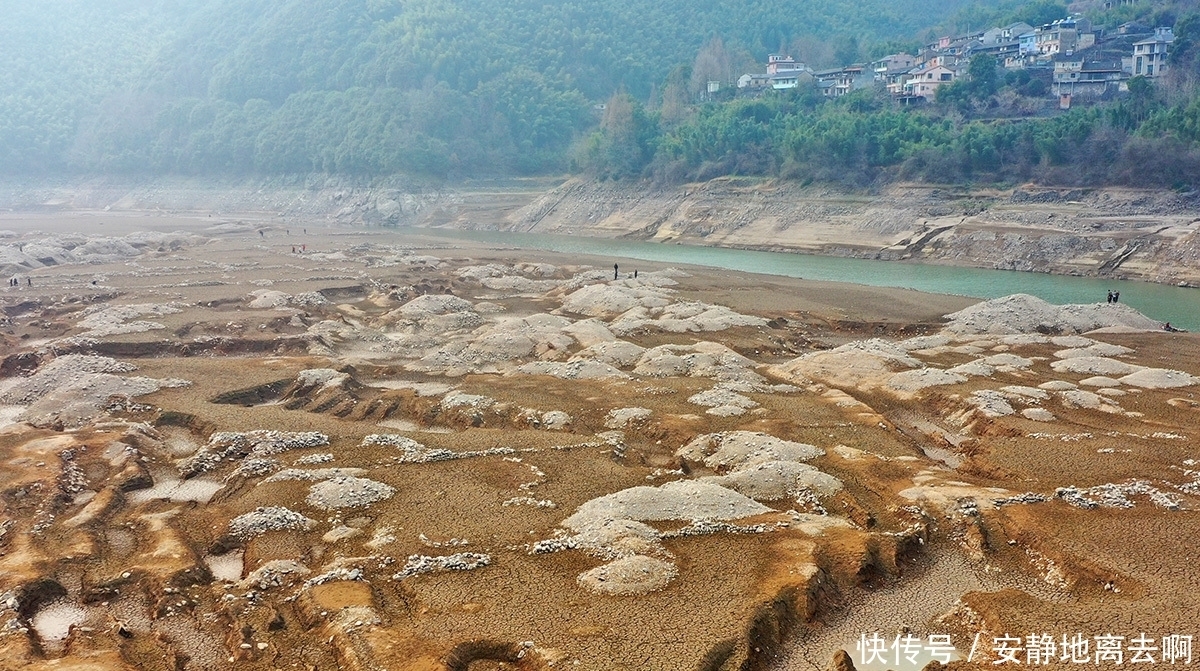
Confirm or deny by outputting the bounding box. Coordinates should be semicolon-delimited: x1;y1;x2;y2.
604;407;652;429
562;480;771;531
305;476;396;510
0;355;136;404
362;434;516;463
393;553;492;579
700;461;843;502
677;431;824;471
228;506;316;539
179;431;330;477
1056;481;1181;510
576;555;678;595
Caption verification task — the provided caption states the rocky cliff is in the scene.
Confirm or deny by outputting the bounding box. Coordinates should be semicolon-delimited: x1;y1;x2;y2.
501;177;1200;286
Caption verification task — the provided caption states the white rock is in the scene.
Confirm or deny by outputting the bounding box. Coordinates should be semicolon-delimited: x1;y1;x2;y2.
1118;368;1200;389
577;555;678;595
1021;408;1056;422
678;431;823;471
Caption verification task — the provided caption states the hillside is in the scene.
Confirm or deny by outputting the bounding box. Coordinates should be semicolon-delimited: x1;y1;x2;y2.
0;0;965;177
3;0;1199;189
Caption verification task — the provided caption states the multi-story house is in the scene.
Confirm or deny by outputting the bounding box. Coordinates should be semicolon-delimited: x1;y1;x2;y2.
904;64;956;98
1052;53;1126;98
1133;27;1174;77
871;54;917;94
767;54;807;74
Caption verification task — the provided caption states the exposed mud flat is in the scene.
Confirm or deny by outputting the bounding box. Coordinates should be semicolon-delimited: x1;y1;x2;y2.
0;212;1198;671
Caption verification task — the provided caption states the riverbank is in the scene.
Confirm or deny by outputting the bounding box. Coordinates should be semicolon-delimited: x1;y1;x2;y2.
3;176;1200;289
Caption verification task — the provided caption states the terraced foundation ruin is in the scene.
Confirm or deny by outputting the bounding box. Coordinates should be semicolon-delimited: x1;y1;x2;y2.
1;213;1198;671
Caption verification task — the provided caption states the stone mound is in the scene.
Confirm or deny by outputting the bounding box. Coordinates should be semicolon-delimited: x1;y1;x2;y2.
77;303;184;337
604;407;652;428
1;355;189;428
0;355;136;404
228;506;316;539
562;480;771;531
769;339;921;389
886;368;967;395
570;340;646;368
610;301;766;335
944;294;1161;335
510;360;629;379
678;431;824;471
561;284;672;318
1050;357;1145;376
1118;368;1200;389
379;294;483;333
700;461;843;501
577;555;678;596
569;519;668;560
248;290;292;309
306;476;397;510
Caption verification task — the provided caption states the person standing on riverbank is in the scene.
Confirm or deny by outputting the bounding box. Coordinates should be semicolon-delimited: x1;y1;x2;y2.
614;263;619;280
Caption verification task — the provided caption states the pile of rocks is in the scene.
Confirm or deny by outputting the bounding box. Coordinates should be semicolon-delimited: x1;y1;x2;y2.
228;506;316;539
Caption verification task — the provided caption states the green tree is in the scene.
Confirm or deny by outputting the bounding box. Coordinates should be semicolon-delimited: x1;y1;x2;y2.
1014;0;1067;27
834;35;861;65
1169;13;1200;91
580;92;656;178
968;54;998;97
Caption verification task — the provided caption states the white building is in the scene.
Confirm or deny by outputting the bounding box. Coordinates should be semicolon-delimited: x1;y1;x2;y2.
1133;27;1174;78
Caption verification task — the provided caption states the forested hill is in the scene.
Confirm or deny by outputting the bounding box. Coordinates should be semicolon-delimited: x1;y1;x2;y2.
2;0;966;177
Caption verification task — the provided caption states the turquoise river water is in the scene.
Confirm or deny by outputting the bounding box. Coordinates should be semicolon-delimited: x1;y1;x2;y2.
414;229;1200;332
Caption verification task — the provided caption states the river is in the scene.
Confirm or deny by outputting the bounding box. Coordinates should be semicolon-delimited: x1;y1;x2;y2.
415;229;1200;331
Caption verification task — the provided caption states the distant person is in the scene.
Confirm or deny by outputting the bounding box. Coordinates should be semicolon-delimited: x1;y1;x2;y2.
259;230;264;238
1106;290;1113;303
1113;291;1119;303
613;263;619;280
634;269;638;278
26;278;31;286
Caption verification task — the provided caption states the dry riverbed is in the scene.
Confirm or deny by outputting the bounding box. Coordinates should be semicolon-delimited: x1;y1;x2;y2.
1;212;1198;671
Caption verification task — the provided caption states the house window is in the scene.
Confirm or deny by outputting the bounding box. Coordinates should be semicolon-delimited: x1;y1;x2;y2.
1136;56;1143;73
940;73;951;81
1147;64;1153;75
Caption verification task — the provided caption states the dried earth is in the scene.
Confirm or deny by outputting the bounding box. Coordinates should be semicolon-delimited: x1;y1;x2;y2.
0;212;1198;671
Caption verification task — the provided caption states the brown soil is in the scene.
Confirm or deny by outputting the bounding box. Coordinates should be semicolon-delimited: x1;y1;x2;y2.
0;212;1196;671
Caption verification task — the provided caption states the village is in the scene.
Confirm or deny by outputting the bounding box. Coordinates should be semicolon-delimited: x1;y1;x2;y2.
737;15;1175;108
